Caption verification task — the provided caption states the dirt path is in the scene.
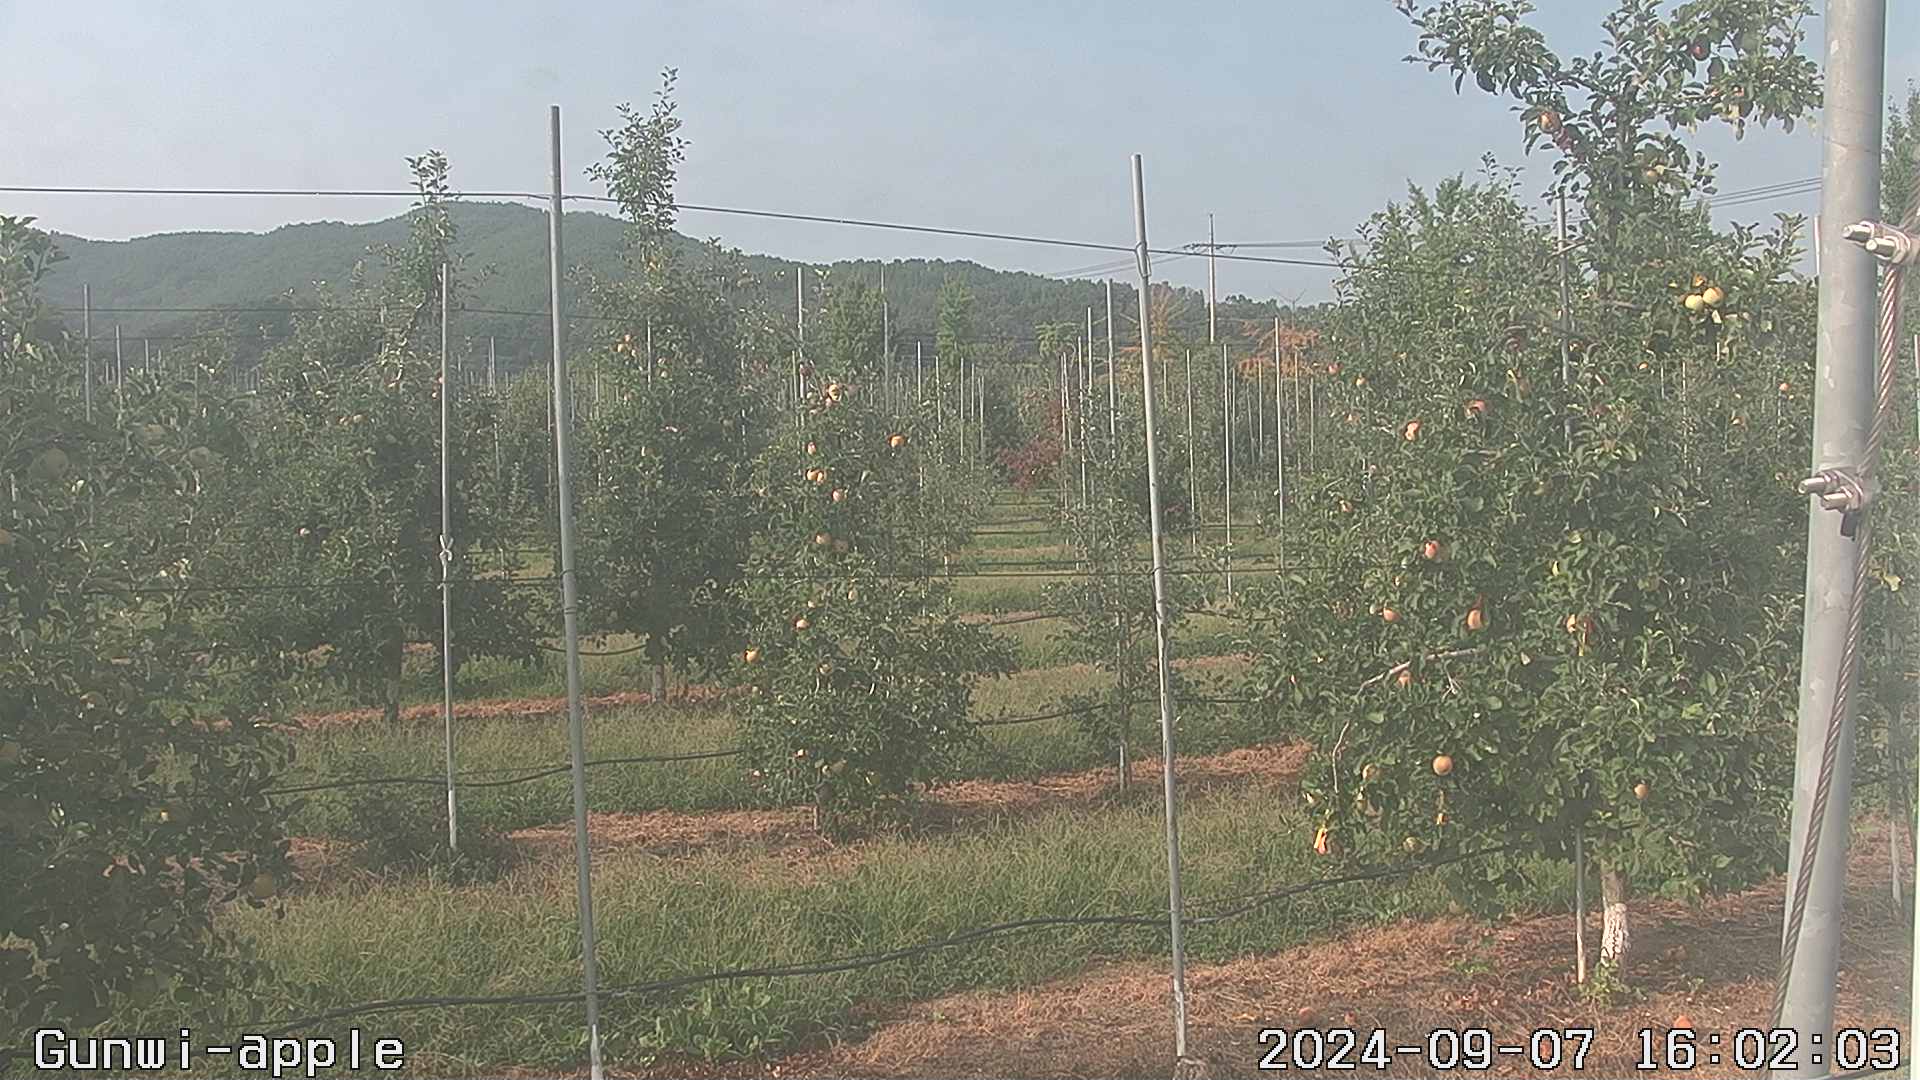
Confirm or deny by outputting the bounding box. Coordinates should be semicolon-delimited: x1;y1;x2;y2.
626;824;1910;1079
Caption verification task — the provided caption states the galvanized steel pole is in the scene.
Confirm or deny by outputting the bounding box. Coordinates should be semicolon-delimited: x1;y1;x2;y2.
82;284;93;421
439;265;459;855
1222;343;1232;602
548;106;605;1080
1274;318;1286;565
1106;279;1118;440
1778;1;1882;1067
1131;154;1191;1067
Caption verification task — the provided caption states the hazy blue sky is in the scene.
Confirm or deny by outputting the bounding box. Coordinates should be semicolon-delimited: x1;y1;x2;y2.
3;2;1916;301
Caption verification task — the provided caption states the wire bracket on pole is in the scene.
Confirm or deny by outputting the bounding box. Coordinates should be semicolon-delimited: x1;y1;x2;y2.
1797;469;1873;538
1843;220;1920;267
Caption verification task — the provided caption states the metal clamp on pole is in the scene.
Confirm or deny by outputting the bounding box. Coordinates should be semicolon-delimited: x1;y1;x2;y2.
1797;469;1872;538
1842;219;1920;266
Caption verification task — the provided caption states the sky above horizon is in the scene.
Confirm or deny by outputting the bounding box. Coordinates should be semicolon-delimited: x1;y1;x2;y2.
4;2;1917;303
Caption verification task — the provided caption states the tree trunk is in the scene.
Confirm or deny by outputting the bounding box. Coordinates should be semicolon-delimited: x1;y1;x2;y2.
646;635;667;701
382;634;405;727
1599;864;1630;969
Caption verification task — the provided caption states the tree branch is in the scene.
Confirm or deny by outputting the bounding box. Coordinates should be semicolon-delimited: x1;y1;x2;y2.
1358;646;1486;690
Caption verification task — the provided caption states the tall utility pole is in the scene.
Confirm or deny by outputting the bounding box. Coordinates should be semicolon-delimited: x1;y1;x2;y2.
1776;0;1883;1068
1130;154;1190;1070
113;326;123;392
547;106;604;1080
438;265;459;856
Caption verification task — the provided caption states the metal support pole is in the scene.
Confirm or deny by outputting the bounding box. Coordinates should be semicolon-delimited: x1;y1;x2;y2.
1087;304;1097;483
1060;348;1069;512
1557;186;1574;450
1574;829;1588;985
1274;318;1286;565
1106;279;1118;441
1131;154;1191;1069
1184;349;1196;552
438;265;459;855
881;263;890;413
1206;213;1217;347
1254;358;1264;469
547;105;605;1080
82;284;93;421
916;341;924;405
957;351;967;466
1222;343;1233;602
113;325;123;394
1777;1;1883;1066
1077;340;1088;506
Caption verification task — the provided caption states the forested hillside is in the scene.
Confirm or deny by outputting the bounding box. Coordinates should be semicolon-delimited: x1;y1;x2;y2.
38;201;1292;374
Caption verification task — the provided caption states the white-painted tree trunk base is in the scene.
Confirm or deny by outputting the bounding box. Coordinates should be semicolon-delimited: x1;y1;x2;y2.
1600;867;1630;967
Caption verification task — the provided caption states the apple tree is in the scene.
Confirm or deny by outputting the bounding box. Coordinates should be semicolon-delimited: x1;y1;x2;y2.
213;153;541;724
1248;129;1816;986
734;281;1014;836
574;74;755;694
0;216;290;1041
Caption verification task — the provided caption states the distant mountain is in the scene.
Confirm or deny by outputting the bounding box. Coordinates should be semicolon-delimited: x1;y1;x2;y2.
37;201;1290;375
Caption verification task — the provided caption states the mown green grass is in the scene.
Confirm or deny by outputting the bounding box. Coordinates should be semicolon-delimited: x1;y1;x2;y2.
281;653;1267;841
106;784;1570;1076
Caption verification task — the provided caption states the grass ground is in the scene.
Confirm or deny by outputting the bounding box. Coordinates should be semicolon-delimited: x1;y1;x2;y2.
280;653;1260;840
115;774;1576;1077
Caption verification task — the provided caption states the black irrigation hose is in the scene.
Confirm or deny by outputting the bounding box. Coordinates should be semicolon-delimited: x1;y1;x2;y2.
531;640;651;656
981;611;1065;626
